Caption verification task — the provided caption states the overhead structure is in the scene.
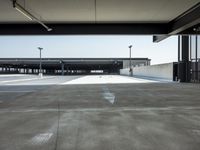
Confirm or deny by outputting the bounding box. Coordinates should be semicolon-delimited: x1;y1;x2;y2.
0;0;199;36
12;0;52;31
153;3;200;42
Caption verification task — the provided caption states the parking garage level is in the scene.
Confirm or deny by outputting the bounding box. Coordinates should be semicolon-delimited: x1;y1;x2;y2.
0;75;200;150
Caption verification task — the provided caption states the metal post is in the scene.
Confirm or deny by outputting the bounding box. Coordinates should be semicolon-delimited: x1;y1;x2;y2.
129;45;132;69
38;47;43;77
195;35;198;82
178;36;180;62
129;45;133;76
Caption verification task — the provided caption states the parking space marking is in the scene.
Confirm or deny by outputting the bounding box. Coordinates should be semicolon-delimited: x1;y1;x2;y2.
102;87;115;104
0;91;34;93
0;76;55;84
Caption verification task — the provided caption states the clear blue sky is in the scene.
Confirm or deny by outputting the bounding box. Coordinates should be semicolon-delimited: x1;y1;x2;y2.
0;35;177;65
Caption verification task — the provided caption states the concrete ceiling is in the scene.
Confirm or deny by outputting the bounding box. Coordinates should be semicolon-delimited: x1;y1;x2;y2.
0;0;199;23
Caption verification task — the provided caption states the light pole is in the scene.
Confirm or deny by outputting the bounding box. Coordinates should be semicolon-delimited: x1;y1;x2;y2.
38;47;43;77
128;45;132;71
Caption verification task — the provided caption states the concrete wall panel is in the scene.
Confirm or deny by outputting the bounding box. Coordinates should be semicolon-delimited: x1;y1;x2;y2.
120;63;174;81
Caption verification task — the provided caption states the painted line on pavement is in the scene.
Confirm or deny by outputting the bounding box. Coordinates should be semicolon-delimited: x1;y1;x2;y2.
0;74;31;77
102;86;115;104
0;106;200;113
0;91;34;93
0;76;55;84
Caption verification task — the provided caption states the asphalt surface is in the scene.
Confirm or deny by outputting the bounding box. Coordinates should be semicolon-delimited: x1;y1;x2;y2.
0;75;200;150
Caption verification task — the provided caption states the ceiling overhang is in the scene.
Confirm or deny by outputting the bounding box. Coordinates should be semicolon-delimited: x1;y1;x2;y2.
153;2;200;42
0;0;199;38
0;23;168;35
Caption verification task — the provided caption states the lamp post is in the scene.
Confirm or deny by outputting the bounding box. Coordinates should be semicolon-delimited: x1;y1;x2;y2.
129;45;132;69
128;45;133;76
38;47;43;77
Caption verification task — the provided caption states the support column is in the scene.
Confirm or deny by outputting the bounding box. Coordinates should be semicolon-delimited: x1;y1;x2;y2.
178;36;190;82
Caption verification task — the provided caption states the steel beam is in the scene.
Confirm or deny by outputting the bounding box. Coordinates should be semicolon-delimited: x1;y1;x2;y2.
153;3;200;42
168;2;200;35
0;23;168;35
153;35;169;43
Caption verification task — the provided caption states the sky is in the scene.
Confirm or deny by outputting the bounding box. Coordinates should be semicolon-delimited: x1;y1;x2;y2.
0;35;178;65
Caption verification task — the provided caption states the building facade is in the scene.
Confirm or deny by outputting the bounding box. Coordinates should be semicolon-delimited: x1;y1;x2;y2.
178;35;200;83
0;58;150;75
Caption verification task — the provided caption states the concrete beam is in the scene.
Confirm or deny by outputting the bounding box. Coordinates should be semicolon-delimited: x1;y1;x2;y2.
169;2;200;35
153;35;169;43
168;2;200;35
0;23;168;35
153;3;200;42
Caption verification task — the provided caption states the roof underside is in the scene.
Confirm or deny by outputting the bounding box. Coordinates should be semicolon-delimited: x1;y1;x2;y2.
0;0;199;36
0;0;199;23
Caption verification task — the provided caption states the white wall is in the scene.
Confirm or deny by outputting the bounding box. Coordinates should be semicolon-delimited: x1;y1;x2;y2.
120;68;130;76
120;63;174;81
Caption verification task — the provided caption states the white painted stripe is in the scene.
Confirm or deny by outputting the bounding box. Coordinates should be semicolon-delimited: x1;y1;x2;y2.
0;76;55;84
0;74;29;77
0;91;34;93
0;106;200;113
0;78;40;83
103;92;115;104
30;133;53;144
102;87;115;104
5;83;57;86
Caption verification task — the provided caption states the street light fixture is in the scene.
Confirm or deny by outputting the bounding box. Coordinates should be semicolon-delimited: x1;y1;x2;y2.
13;0;52;31
128;45;133;76
38;47;43;77
129;45;132;67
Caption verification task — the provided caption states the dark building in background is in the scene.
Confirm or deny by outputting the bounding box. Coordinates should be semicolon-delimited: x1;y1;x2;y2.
0;58;150;75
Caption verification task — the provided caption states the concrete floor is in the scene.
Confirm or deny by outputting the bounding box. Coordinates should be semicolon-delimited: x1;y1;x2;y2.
0;74;81;85
0;75;200;150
